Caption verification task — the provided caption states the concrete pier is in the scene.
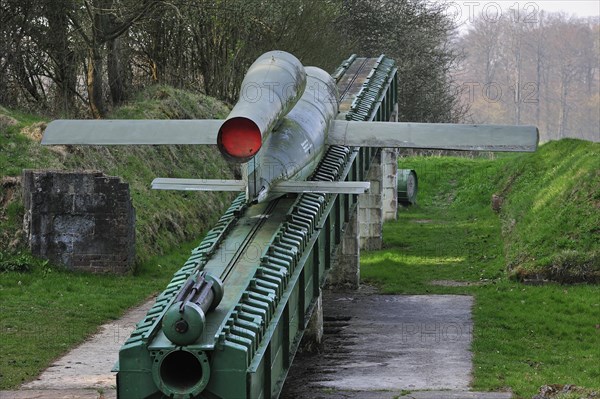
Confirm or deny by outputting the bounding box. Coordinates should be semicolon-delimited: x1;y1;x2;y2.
329;148;398;288
381;148;399;222
358;150;383;251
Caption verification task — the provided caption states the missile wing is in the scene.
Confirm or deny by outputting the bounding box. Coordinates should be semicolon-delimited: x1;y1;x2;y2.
42;119;221;145
151;178;370;195
328;121;538;152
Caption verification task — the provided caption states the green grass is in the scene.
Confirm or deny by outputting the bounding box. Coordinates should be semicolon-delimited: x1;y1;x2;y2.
0;107;54;176
472;282;599;396
0;240;197;388
361;143;600;398
493;140;599;282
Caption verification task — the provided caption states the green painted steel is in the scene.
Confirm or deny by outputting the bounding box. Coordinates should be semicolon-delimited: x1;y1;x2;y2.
397;169;418;205
162;272;224;346
346;55;398;122
115;55;398;399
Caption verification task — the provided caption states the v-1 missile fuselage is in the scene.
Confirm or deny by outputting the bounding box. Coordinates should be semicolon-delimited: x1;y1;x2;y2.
216;52;339;203
246;69;338;202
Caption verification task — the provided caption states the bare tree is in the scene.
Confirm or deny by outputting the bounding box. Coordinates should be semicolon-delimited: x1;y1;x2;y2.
42;0;79;115
74;0;162;116
1;0;467;124
456;11;600;142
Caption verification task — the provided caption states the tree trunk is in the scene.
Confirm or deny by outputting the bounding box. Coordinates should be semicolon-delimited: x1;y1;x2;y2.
514;47;521;125
86;0;115;118
86;48;104;118
535;22;542;129
108;36;130;105
512;23;522;125
14;53;42;103
558;70;569;139
46;0;78;115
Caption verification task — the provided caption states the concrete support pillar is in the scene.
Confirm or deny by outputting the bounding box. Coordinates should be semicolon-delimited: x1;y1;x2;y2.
381;148;398;222
358;151;383;250
329;206;360;289
332;207;360;289
328;147;398;290
302;290;323;352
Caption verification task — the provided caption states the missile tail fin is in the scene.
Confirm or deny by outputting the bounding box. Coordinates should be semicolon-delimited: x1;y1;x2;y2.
329;121;538;152
151;178;370;195
151;178;245;191
42;120;223;145
272;181;370;195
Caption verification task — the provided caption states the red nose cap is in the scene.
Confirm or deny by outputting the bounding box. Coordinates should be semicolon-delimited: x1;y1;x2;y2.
217;117;262;163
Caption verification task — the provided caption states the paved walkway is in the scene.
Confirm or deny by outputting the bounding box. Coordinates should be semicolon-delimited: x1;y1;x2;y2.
281;292;513;398
21;299;154;391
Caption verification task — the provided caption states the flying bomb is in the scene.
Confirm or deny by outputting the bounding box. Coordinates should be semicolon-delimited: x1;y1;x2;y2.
42;50;539;203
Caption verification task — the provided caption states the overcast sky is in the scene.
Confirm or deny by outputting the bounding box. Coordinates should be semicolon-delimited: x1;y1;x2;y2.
444;0;599;33
528;1;599;17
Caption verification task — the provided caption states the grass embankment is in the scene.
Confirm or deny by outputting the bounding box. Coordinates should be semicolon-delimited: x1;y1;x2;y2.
0;86;235;388
362;140;599;398
496;140;599;282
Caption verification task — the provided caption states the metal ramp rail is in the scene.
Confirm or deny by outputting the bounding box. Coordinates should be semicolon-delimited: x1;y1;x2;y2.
115;55;398;399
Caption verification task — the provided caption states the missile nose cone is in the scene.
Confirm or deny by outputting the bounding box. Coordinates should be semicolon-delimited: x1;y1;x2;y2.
217;117;262;163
